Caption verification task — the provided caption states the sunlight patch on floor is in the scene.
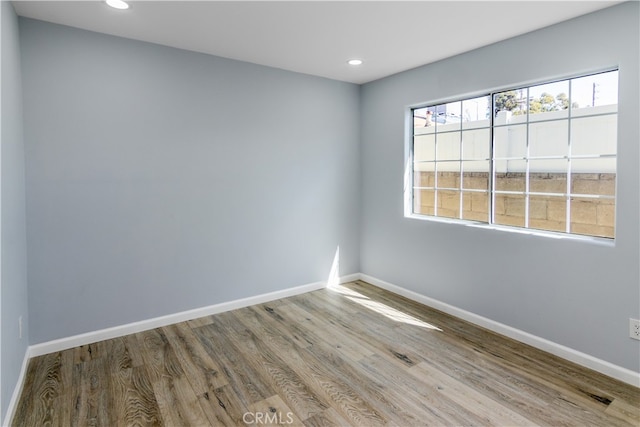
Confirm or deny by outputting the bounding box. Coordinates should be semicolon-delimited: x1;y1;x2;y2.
329;285;442;330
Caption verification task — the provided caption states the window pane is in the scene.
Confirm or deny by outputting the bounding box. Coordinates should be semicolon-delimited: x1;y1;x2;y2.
571;71;618;111
527;80;569;120
571;159;616;196
571;157;616;175
570;197;614;238
437;190;460;219
413;108;430;128
434;101;462;132
462;96;490;130
433;104;444;130
413;161;435;188
413;171;435;188
529;121;568;158
529;195;566;233
414;134;436;161
495;159;526;192
436;164;460;189
494;193;525;227
414;189;435;216
462;161;489;190
529;159;568;194
461;129;490;160
414;125;434;137
571;115;617;156
436;132;460;161
462;191;489;222
494;89;526;118
494;124;526;159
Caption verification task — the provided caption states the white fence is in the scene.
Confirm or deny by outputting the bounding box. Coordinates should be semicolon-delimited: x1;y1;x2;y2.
414;105;617;173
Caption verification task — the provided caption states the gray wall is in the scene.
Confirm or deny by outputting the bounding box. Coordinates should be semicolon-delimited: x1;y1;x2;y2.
360;3;640;372
20;18;361;344
360;2;640;372
1;1;29;422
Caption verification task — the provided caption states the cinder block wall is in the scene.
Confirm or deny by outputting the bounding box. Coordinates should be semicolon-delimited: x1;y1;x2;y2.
414;171;615;238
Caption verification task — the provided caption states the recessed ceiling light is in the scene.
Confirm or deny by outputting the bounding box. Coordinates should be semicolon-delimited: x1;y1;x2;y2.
106;0;130;10
347;59;363;66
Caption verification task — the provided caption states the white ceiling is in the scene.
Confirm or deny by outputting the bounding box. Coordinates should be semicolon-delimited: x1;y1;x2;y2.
12;0;622;84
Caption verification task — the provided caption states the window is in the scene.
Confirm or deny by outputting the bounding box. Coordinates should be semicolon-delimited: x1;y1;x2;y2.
411;70;618;239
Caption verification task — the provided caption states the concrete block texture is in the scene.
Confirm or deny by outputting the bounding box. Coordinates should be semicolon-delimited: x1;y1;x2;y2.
413;171;614;237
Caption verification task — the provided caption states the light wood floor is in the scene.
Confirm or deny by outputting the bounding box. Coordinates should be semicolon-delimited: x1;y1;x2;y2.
12;280;640;426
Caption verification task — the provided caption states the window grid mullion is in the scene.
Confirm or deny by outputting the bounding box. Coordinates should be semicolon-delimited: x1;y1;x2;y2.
434;131;439;216
489;98;496;225
458;120;464;219
524;87;531;229
566;81;574;233
411;132;416;215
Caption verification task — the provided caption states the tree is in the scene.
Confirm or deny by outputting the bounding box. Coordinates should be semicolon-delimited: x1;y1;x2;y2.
539;92;556;112
556;93;569;110
528;98;542;114
494;90;574;116
494;91;518;113
527;92;569;114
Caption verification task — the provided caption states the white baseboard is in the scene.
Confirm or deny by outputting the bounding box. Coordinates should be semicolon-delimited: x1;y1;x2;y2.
2;348;30;427
358;273;640;388
338;273;361;284
30;276;358;358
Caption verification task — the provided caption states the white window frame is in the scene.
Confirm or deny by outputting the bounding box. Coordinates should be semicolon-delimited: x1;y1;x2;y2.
406;69;618;243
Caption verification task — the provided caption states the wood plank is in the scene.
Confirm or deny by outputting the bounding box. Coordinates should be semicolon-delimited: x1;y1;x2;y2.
152;375;210;426
605;398;640;425
12;352;63;426
187;315;215;328
215;310;331;421
192;321;276;408
72;342;102;365
69;359;83;426
408;360;537;426
259;302;453;425
356;353;491;426
104;337;162;426
56;348;75;426
302;408;352;427
80;355;112;426
235;303;388;426
248;395;304;426
189;386;243;425
197;384;247;426
123;333;146;368
280;302;375;362
133;328;184;383
161;322;229;394
293;287;453;378
249;303;315;349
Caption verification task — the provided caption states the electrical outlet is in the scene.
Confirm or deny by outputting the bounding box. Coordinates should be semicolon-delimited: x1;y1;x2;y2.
630;318;640;341
19;315;23;339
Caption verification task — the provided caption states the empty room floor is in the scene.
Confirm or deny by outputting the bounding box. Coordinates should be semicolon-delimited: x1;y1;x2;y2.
12;281;640;426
